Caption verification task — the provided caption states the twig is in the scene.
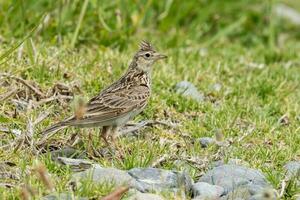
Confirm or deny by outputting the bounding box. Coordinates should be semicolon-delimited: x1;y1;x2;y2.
33;111;50;126
33;94;73;107
180;156;209;170
0;183;15;188
0;126;10;133
237;125;255;143
11;99;29;110
0;111;50;153
25;111;50;144
0;73;44;98
151;154;173;167
279;178;287;198
0;88;19;101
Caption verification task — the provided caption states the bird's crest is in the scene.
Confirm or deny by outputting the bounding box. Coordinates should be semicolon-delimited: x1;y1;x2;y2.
139;40;154;51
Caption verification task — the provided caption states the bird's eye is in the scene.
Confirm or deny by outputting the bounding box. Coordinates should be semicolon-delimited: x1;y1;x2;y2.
145;53;151;58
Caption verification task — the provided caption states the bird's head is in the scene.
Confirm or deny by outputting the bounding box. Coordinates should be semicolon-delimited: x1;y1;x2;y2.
132;41;167;72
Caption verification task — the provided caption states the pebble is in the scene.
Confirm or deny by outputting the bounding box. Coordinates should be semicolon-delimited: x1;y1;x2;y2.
57;157;93;172
192;182;224;198
284;161;300;179
70;165;192;194
175;81;205;102
198;137;215;148
128;167;193;193
71;165;136;187
199;164;272;197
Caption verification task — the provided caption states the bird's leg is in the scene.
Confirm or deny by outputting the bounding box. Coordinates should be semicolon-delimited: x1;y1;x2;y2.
100;126;110;146
110;126;125;157
87;131;93;154
110;126;118;147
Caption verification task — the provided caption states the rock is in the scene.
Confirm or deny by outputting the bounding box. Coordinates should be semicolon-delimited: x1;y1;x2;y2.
11;129;22;137
192;182;224;198
43;192;87;200
57;157;93;172
248;188;278;200
198;137;215;148
72;165;136;187
175;81;204;102
274;3;300;25
284;161;300;179
210;160;224;168
199;164;271;195
128;190;165;200
221;187;251;200
71;166;193;194
211;83;222;92
128;167;193;194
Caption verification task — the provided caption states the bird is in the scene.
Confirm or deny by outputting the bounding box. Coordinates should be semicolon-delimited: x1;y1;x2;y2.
40;41;167;145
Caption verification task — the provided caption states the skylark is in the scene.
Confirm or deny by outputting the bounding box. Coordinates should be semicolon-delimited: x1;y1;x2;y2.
41;41;167;144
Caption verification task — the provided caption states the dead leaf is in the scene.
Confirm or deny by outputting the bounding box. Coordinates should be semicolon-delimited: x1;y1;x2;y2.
33;164;54;191
101;186;129;200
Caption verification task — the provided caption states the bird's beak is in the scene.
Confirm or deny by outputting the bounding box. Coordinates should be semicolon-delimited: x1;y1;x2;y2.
153;52;167;60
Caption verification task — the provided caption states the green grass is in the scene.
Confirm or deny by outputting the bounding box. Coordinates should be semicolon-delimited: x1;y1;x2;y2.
0;0;300;199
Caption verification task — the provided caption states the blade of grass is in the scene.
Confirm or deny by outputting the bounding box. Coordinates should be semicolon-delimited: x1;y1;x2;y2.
203;16;246;47
158;0;174;20
0;14;46;65
26;38;37;64
98;7;112;32
71;0;89;48
268;0;277;50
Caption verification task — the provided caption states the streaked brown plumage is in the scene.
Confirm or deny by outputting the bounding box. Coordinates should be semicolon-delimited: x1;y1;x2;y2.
41;41;167;144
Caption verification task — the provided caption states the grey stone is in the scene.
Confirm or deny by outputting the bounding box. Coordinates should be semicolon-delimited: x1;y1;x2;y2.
72;165;136;187
43;192;87;200
199;137;215;148
199;164;271;195
284;161;300;179
274;4;300;25
248;188;278;200
175;81;204;102
128;167;193;194
221;187;251;200
210;160;224;168
211;83;222;92
57;157;93;172
192;182;224;198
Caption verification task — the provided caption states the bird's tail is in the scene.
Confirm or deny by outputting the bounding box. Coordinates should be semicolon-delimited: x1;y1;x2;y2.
40;122;67;136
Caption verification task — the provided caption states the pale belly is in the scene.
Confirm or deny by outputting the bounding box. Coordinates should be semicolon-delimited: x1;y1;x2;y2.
113;108;144;126
73;108;144;128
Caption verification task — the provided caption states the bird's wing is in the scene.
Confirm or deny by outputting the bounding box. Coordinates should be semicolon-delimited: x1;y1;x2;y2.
63;85;150;126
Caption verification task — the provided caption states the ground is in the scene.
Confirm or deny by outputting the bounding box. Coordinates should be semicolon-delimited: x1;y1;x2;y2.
0;0;299;199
